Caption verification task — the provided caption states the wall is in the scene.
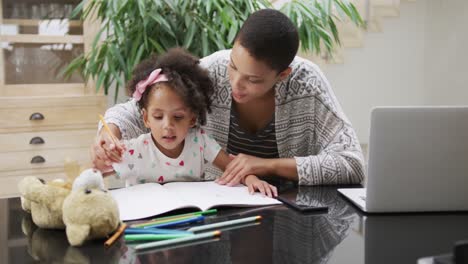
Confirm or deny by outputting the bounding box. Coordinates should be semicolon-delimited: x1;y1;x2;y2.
423;0;468;105
319;0;468;143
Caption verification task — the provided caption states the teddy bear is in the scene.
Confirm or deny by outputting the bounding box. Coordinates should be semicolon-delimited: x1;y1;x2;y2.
18;161;121;247
17;159;80;229
63;169;120;246
18;177;71;229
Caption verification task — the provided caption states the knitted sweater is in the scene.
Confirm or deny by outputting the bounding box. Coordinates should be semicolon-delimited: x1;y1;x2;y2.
102;50;365;185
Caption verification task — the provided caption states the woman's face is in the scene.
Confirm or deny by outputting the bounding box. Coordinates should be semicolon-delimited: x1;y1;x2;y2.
142;84;196;158
228;42;290;104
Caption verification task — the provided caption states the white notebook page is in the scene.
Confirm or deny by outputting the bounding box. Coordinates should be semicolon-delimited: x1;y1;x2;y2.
110;181;281;221
165;181;281;210
110;183;186;221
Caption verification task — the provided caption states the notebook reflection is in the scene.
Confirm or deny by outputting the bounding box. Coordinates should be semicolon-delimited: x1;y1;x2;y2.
273;186;358;264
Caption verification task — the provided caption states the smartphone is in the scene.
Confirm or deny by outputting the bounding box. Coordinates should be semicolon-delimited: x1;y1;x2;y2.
276;196;328;213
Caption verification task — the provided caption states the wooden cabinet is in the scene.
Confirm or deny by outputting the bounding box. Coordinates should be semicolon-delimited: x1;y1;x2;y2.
0;0;106;197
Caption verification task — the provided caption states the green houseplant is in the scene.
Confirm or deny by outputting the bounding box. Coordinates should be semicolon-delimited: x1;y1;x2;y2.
64;0;364;101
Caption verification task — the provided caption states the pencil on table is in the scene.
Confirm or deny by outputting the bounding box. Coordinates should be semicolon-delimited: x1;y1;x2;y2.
99;114;119;145
125;233;192;242
132;215;197;228
187;216;262;233
131;209;217;228
104;223;127;247
125;228;193;235
134;230;221;251
142;215;205;229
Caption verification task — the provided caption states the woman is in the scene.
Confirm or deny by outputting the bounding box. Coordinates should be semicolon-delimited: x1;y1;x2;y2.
93;9;365;186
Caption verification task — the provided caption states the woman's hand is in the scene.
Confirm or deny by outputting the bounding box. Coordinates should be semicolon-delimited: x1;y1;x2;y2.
91;128;125;171
216;154;271;186
244;175;278;198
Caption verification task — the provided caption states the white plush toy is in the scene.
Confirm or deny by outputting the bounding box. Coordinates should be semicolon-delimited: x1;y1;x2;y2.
63;168;120;246
19;165;121;247
71;168;106;191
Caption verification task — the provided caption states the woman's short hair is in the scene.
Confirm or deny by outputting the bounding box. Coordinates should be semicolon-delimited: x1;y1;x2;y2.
235;9;299;72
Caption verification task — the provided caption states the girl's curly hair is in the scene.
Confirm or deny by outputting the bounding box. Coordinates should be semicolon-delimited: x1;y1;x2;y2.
127;48;214;126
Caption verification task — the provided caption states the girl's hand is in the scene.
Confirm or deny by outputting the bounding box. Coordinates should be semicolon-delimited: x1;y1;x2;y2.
244;175;278;198
216;154;270;186
91;129;125;171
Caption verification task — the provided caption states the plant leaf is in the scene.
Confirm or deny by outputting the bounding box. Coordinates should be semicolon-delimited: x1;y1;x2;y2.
183;20;197;49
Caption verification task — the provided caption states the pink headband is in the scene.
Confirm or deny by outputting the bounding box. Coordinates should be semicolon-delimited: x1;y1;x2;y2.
132;68;168;101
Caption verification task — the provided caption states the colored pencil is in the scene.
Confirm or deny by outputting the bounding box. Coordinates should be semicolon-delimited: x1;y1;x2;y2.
125;233;192;242
134;230;221;250
125;228;193;235
187;216;262;233
132;214;197;228
104;223;127;247
131;209;217;228
142;215;204;229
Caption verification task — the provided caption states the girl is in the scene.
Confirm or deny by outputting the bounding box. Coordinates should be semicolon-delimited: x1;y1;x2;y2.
96;48;277;197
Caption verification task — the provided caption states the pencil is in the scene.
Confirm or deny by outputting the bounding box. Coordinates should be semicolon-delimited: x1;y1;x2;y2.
132;214;197;228
99;114;118;145
104;223;127;247
134;230;221;251
142;215;204;229
125;228;193;235
186;216;262;233
131;209;217;228
147;209;217;222
125;233;192;242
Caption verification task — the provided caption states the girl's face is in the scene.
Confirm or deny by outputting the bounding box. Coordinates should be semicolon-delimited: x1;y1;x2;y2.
228;41;291;104
142;84;196;158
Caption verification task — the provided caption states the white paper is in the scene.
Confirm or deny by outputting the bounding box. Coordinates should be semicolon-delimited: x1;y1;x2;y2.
165;181;281;210
110;181;281;221
110;183;186;221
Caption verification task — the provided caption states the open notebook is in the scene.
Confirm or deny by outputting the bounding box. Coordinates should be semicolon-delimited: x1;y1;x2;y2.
110;181;281;221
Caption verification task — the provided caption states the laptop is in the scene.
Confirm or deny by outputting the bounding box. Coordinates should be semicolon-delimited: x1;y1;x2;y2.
338;106;468;213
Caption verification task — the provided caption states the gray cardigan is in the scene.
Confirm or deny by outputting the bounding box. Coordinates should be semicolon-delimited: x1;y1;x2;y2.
102;50;365;185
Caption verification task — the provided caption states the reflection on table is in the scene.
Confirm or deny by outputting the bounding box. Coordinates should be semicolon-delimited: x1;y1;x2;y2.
1;185;468;264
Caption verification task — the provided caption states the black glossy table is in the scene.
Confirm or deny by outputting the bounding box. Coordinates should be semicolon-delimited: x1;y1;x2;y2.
2;186;468;264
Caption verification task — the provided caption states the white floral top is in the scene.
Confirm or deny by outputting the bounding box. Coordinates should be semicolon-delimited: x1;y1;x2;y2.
112;127;221;186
